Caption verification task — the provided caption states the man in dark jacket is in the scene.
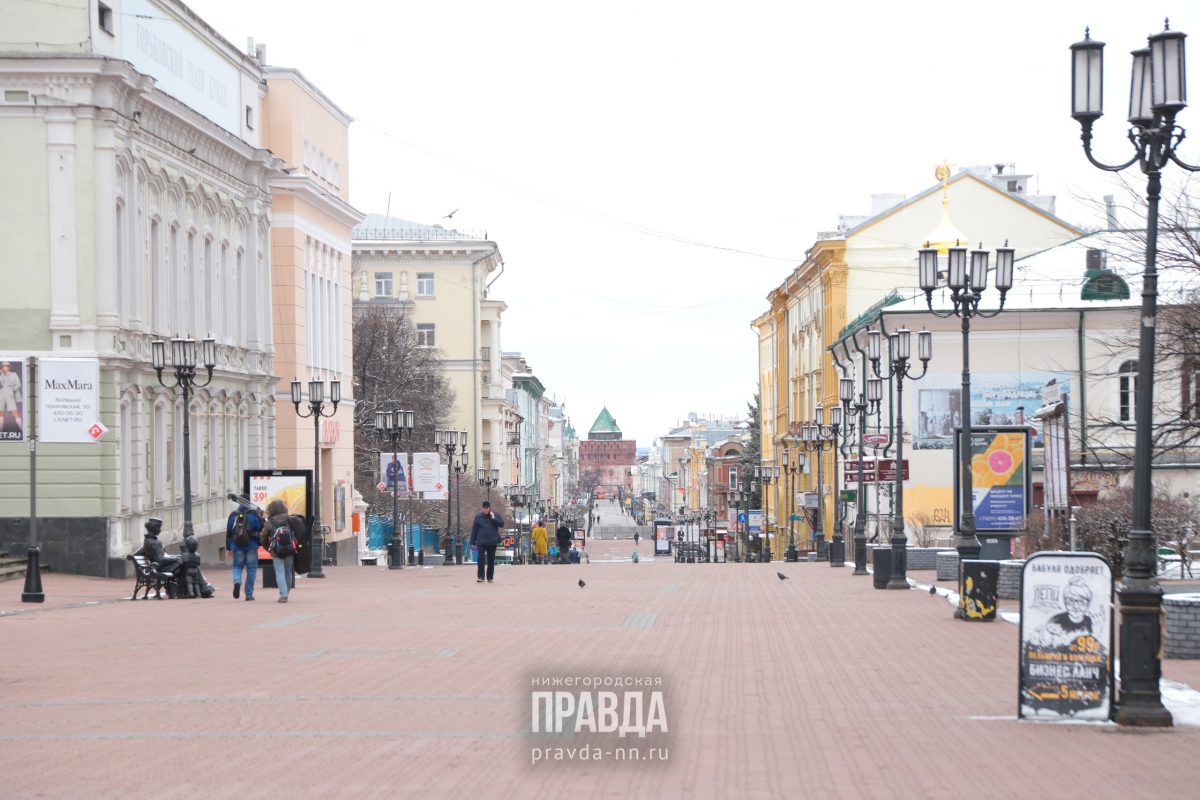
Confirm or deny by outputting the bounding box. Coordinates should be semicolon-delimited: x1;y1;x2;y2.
226;500;264;601
470;501;504;583
556;523;573;564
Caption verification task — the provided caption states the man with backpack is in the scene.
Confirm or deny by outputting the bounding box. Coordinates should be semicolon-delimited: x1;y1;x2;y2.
264;499;304;603
226;499;264;601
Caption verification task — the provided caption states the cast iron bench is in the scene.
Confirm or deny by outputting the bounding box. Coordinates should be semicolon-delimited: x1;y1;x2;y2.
126;553;173;599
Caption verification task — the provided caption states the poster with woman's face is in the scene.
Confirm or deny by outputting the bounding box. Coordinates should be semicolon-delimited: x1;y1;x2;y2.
1019;553;1113;721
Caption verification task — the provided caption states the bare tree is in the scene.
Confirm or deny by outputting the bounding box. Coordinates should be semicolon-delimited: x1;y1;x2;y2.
1071;486;1198;580
352;306;455;534
1076;185;1200;465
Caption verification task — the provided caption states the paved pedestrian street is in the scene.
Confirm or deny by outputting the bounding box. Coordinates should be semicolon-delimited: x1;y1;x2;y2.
3;536;1199;800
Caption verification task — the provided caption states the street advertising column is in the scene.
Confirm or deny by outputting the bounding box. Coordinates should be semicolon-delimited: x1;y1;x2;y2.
244;470;313;573
1018;552;1114;721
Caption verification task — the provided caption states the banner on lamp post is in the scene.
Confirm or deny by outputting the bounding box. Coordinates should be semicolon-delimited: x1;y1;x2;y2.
412;452;441;492
0;357;27;442
38;358;101;443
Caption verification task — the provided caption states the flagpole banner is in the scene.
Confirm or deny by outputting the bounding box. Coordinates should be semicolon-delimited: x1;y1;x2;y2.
379;452;410;494
0;357;27;442
412;452;442;493
38;358;100;443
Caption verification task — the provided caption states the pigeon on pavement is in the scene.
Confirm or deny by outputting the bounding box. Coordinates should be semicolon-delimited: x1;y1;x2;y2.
578;579;586;589
929;585;938;595
776;572;789;581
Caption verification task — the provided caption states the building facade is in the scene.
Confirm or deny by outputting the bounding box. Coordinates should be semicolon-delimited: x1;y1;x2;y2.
0;0;280;574
262;65;361;561
753;164;1082;557
351;215;506;476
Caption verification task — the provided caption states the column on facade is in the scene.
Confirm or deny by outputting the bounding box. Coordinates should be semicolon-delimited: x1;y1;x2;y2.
46;107;80;329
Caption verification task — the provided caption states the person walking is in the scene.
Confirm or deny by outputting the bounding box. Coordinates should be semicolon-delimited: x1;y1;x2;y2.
226;499;264;601
263;499;302;603
531;519;549;565
555;522;573;565
470;501;504;583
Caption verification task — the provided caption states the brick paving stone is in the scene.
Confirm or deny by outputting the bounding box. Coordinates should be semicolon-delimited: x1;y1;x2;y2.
1;535;1198;800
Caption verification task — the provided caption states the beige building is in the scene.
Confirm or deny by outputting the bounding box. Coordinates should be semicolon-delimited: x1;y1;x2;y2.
262;66;362;561
753;164;1082;557
352;217;507;474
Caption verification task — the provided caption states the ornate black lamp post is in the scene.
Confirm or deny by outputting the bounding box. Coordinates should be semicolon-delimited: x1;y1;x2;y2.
505;485;529;564
478;467;500;502
919;242;1013;602
779;446;801;562
1068;20;1196;727
436;429;468;563
376;409;414;570
868;328;931;589
292;376;341;579
799;406;842;564
151;337;216;542
756;463;780;563
838;369;882;576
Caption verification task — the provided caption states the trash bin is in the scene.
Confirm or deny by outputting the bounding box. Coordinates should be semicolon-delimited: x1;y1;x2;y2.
872;547;891;590
960;559;999;621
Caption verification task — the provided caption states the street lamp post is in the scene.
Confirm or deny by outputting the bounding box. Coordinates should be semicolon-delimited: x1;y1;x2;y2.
375;409;415;570
291;376;341;579
757;463;780;564
1067;21;1197;727
152;337;216;542
436;429;468;564
780;447;801;562
799;407;841;564
838;368;883;576
919;243;1014;601
868;328;931;590
478;467;500;502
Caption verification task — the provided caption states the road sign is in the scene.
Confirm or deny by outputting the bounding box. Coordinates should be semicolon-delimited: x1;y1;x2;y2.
877;459;910;481
862;433;889;445
842;458;908;483
840;490;857;502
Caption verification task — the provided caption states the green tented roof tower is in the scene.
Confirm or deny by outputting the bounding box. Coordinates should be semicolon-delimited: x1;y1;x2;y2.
588;406;622;440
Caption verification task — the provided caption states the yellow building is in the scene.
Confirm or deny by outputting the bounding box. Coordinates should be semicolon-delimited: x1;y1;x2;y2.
754;165;1081;557
263;66;363;562
351;217;507;474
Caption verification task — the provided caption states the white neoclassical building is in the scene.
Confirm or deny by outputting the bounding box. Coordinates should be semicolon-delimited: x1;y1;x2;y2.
0;1;281;575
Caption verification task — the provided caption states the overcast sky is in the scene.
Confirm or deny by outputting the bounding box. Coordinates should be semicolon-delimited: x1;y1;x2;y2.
189;0;1200;445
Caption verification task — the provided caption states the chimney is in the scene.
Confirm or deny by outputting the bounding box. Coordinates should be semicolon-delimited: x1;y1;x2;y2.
1103;195;1118;230
255;44;267;66
1085;248;1106;273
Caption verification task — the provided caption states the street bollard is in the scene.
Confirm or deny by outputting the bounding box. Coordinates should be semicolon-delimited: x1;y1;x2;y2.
408;544;415;565
417;549;424;566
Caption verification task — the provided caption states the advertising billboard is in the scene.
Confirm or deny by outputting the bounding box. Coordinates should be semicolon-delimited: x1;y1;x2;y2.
953;426;1031;532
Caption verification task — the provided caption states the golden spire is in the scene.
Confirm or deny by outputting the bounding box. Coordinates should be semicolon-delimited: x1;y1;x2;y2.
923;160;969;254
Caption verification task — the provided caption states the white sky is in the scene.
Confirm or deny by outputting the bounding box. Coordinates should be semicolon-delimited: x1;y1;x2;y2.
186;0;1200;445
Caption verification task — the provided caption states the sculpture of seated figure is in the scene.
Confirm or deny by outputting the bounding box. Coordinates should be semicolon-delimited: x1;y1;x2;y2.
180;534;214;598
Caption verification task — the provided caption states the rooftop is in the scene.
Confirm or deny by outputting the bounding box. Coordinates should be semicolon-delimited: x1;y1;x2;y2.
353;213;489;242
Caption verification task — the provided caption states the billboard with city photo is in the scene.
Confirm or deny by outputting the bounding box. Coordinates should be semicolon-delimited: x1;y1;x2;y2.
914;371;1064;450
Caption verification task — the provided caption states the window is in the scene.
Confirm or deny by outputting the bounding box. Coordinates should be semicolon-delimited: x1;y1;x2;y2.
416;323;435;347
417;272;435;296
1119;360;1138;422
1183;359;1200;421
374;272;392;297
729;466;738;488
98;3;113;34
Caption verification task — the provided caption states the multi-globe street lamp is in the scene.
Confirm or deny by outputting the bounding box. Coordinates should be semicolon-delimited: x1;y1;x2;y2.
435;429;469;564
375;409;414;570
837;365;883;576
292;376;341;579
919;242;1014;601
780;445;802;562
477;467;500;502
505;485;529;564
1069;20;1197;727
151;337;216;543
799;406;842;565
756;463;780;563
868;327;931;589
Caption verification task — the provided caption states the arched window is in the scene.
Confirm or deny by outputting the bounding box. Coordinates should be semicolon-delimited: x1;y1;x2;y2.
1119;360;1138;422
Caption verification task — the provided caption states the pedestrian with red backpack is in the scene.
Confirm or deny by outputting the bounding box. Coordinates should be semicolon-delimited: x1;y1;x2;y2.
264;499;303;603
